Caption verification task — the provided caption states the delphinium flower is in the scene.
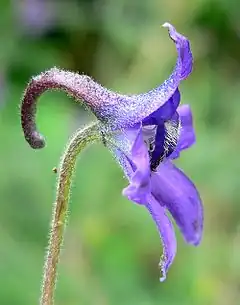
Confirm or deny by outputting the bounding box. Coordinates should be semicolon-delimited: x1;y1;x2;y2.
20;23;203;305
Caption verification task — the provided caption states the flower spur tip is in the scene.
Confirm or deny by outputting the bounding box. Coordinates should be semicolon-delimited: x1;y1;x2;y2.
162;22;171;28
161;23;186;45
161;22;176;33
30;132;46;149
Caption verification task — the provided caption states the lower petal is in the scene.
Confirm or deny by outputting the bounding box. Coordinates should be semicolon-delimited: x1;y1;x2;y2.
122;129;151;204
145;195;177;281
102;124;151;204
151;161;203;245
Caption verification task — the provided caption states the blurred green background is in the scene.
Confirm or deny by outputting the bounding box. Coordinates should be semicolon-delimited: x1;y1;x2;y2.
1;0;240;304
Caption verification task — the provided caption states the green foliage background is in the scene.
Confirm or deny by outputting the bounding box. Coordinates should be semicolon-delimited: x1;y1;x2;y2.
0;0;240;304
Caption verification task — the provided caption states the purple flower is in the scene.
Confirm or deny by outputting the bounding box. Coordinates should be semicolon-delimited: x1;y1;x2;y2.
110;103;203;281
21;23;203;281
99;24;203;280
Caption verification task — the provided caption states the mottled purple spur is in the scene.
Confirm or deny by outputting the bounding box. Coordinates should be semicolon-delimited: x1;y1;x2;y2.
21;23;203;281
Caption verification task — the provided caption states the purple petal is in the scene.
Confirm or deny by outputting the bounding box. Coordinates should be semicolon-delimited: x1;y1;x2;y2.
145;195;177;281
122;130;151;204
162;23;193;80
151;161;203;245
177;104;196;149
170;104;196;159
103;125;151;204
142;88;181;126
145;111;180;171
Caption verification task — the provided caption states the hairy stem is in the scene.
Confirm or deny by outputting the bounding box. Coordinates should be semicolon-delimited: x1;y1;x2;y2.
40;122;100;305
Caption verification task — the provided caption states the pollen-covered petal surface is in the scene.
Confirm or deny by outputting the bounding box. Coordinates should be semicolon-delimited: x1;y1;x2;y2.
151;161;203;245
145;195;177;281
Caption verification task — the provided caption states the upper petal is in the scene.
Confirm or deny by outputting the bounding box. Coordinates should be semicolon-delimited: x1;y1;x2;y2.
162;23;192;80
170;104;196;159
97;23;193;129
145;195;177;282
151;161;203;245
142;88;181;126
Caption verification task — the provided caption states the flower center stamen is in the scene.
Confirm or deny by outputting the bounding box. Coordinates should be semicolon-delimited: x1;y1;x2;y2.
142;125;158;153
142;116;181;172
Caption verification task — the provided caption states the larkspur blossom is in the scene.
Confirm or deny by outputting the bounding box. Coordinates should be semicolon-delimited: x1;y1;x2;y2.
21;23;203;285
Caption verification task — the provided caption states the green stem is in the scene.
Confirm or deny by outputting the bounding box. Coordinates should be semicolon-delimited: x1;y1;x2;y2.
40;122;101;305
